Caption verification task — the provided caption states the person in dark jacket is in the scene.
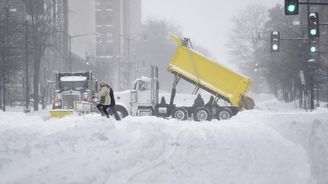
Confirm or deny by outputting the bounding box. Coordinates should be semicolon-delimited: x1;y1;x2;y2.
106;84;121;120
205;96;215;107
193;94;204;108
95;81;121;120
95;81;110;117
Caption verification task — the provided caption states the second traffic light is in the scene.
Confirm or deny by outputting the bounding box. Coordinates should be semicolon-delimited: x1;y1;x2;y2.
309;37;317;53
271;31;280;52
308;12;320;37
285;0;299;15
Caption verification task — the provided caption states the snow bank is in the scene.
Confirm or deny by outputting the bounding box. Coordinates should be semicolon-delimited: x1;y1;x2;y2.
0;108;317;184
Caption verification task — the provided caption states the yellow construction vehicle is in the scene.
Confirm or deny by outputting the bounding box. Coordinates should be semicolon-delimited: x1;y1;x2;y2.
168;35;254;110
113;35;254;121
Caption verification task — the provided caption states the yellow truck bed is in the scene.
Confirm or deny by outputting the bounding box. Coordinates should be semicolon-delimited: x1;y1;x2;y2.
168;35;254;109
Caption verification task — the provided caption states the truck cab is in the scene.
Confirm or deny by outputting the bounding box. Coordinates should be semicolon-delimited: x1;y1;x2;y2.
49;72;98;118
114;68;159;118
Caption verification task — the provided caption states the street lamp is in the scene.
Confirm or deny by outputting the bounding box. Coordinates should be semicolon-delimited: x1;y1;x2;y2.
68;33;98;72
307;59;317;110
120;33;147;90
24;14;32;112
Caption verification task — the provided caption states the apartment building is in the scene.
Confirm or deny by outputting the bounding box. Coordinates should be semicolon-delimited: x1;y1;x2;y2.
95;0;142;90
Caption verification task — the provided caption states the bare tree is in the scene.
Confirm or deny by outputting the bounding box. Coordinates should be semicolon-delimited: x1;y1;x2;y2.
0;0;25;111
24;0;56;111
226;4;268;77
141;19;181;90
264;4;307;103
140;19;212;92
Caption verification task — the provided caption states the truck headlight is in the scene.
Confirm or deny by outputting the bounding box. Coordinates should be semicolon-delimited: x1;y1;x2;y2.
82;93;89;101
53;100;62;108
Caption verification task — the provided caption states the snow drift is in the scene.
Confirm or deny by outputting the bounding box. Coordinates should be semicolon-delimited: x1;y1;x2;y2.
0;95;327;184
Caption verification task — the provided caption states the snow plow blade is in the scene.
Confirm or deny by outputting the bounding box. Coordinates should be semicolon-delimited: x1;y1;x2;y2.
49;109;74;118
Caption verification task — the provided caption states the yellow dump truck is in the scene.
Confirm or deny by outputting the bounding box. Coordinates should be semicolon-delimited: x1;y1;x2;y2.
114;35;255;121
155;35;254;121
168;35;254;109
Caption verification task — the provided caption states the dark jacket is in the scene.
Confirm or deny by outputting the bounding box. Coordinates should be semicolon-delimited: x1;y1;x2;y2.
109;86;116;106
193;94;204;108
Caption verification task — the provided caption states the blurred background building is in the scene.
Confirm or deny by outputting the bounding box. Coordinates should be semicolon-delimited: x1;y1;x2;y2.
69;0;142;90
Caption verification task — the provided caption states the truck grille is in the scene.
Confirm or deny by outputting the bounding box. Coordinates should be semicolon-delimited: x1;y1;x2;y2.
62;94;80;109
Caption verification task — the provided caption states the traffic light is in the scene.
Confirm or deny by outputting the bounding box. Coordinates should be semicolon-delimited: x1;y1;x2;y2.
309;37;317;53
271;31;280;52
254;63;259;72
285;0;299;15
308;12;320;37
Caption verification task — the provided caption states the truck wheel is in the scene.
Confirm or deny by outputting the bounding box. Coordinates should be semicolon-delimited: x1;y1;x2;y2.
217;108;232;120
194;107;212;121
172;107;188;121
115;106;128;119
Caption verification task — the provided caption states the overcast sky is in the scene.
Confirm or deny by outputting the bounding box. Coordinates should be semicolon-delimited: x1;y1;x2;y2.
142;0;280;67
70;0;281;68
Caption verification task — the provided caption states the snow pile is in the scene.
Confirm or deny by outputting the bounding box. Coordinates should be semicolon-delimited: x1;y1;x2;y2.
60;76;87;81
0;94;327;184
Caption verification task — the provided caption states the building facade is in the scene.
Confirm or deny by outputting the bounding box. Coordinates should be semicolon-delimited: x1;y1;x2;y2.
95;0;142;90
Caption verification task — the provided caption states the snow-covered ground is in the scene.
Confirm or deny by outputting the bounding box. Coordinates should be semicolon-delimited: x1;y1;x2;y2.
0;94;327;184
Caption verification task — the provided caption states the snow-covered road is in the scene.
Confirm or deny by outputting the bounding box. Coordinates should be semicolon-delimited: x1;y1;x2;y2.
0;96;327;184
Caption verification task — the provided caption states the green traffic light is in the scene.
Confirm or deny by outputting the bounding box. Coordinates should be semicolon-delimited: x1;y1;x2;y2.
310;29;317;36
310;46;316;53
272;44;279;51
287;4;296;12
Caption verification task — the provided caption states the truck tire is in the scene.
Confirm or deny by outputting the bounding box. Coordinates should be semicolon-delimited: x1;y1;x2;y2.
217;108;232;120
115;105;128;119
194;107;212;121
172;107;188;121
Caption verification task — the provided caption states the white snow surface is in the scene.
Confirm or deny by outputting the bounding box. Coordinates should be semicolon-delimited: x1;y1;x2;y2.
60;76;87;81
0;94;327;184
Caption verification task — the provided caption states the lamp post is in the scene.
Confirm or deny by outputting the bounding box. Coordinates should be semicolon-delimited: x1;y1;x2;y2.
307;59;317;111
120;33;147;90
24;14;31;112
68;33;98;72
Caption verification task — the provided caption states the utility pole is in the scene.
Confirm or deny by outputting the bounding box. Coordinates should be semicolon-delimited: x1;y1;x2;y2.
63;0;69;72
1;5;10;112
126;1;131;90
69;34;72;71
25;15;30;112
68;33;98;72
119;0;124;91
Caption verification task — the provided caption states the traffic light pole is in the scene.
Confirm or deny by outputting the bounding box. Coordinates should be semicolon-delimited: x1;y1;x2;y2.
280;38;308;41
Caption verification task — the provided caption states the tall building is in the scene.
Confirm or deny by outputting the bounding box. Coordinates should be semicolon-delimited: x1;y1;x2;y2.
95;0;142;90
